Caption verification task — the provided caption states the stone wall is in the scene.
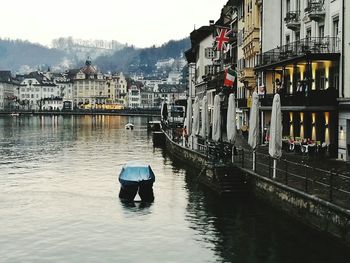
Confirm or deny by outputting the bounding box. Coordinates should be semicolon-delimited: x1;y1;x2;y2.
244;168;350;247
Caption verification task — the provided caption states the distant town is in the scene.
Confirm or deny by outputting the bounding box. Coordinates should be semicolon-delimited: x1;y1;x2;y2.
0;56;187;111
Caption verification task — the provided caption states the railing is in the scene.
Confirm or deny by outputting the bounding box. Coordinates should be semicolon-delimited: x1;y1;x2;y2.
164;123;350;209
256;37;340;68
233;148;350;209
260;88;338;107
284;11;301;25
237;98;247;108
305;0;325;14
207;71;225;91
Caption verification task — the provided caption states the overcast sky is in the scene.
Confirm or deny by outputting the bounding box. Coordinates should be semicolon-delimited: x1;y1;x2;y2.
0;0;226;48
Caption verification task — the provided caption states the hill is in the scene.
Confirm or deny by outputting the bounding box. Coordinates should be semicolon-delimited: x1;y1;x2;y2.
0;38;66;72
93;38;191;74
0;37;191;74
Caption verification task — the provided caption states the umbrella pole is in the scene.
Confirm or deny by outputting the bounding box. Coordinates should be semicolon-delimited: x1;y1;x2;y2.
253;151;256;171
273;159;277;179
232;145;234;163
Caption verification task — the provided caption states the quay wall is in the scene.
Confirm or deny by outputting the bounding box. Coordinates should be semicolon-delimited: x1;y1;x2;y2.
165;135;207;169
242;168;350;247
163;132;350;247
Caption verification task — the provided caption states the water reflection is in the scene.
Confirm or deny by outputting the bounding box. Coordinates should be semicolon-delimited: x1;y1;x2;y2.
168;155;350;263
0;115;349;263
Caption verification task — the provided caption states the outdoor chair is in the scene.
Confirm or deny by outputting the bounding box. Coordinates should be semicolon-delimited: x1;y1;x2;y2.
294;143;302;154
307;145;316;159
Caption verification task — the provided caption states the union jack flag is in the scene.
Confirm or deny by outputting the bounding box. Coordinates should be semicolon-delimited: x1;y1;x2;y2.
213;27;232;51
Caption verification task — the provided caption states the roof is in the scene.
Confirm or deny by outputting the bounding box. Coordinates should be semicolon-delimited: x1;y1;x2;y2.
190;25;213;47
80;58;97;75
157;84;186;93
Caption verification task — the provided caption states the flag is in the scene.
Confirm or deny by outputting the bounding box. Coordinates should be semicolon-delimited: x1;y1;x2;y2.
224;67;236;88
214;27;231;51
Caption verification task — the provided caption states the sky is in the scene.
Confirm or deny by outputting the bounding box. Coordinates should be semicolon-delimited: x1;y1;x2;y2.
0;0;227;48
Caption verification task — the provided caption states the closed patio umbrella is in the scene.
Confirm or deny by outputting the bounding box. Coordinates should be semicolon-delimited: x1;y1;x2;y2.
227;93;237;143
161;102;168;121
184;97;192;137
248;92;259;149
200;96;209;138
269;93;282;179
212;95;221;142
248;92;259;171
192;96;200;136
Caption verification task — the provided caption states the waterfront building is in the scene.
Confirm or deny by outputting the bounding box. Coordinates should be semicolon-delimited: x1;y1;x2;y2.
185;24;216;102
18;71;59;111
235;0;247;130
140;86;154;108
128;84;141;108
114;72;127;106
339;0;350;160
255;0;342;157
152;84;187;108
0;71;19;111
69;58;107;109
52;73;74;110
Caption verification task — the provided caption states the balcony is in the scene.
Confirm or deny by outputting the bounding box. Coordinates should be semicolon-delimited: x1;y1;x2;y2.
284;11;301;31
207;71;225;91
237;98;247;108
305;1;325;22
256;37;340;69
239;68;255;90
260;88;337;108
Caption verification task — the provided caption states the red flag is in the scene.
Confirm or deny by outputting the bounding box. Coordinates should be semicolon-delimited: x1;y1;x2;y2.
214;27;231;51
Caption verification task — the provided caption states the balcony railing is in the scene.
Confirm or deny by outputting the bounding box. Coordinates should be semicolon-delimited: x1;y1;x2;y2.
260;88;337;107
237;98;247;108
305;0;325;21
207;71;225;91
256;37;340;68
284;11;301;30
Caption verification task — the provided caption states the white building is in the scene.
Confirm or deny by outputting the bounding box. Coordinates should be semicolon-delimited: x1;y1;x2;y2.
128;85;141;108
19;71;60;111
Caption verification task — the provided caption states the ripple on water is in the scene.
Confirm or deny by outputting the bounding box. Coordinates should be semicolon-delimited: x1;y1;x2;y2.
1;116;350;263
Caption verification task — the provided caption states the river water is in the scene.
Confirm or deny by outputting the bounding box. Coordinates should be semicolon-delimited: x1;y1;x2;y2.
0;115;349;263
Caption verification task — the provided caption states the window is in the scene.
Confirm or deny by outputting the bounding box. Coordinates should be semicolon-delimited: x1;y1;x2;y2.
205;48;214;59
319;25;324;38
286;35;290;45
295;31;300;42
333;18;339;38
204;65;214;75
306;28;312;42
286;0;291;13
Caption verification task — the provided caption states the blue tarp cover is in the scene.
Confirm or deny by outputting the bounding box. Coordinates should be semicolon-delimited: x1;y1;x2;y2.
119;162;155;184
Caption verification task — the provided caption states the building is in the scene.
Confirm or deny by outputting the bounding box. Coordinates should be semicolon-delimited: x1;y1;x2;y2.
128;85;141;108
69;58;107;109
0;71;19;111
18;71;59;111
339;0;350;160
255;0;342;157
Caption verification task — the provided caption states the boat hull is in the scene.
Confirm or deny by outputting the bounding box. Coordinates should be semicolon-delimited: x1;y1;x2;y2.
119;180;154;202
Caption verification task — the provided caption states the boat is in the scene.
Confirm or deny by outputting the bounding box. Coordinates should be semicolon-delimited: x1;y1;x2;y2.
10;112;20;117
147;120;161;132
118;162;155;202
125;123;134;130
